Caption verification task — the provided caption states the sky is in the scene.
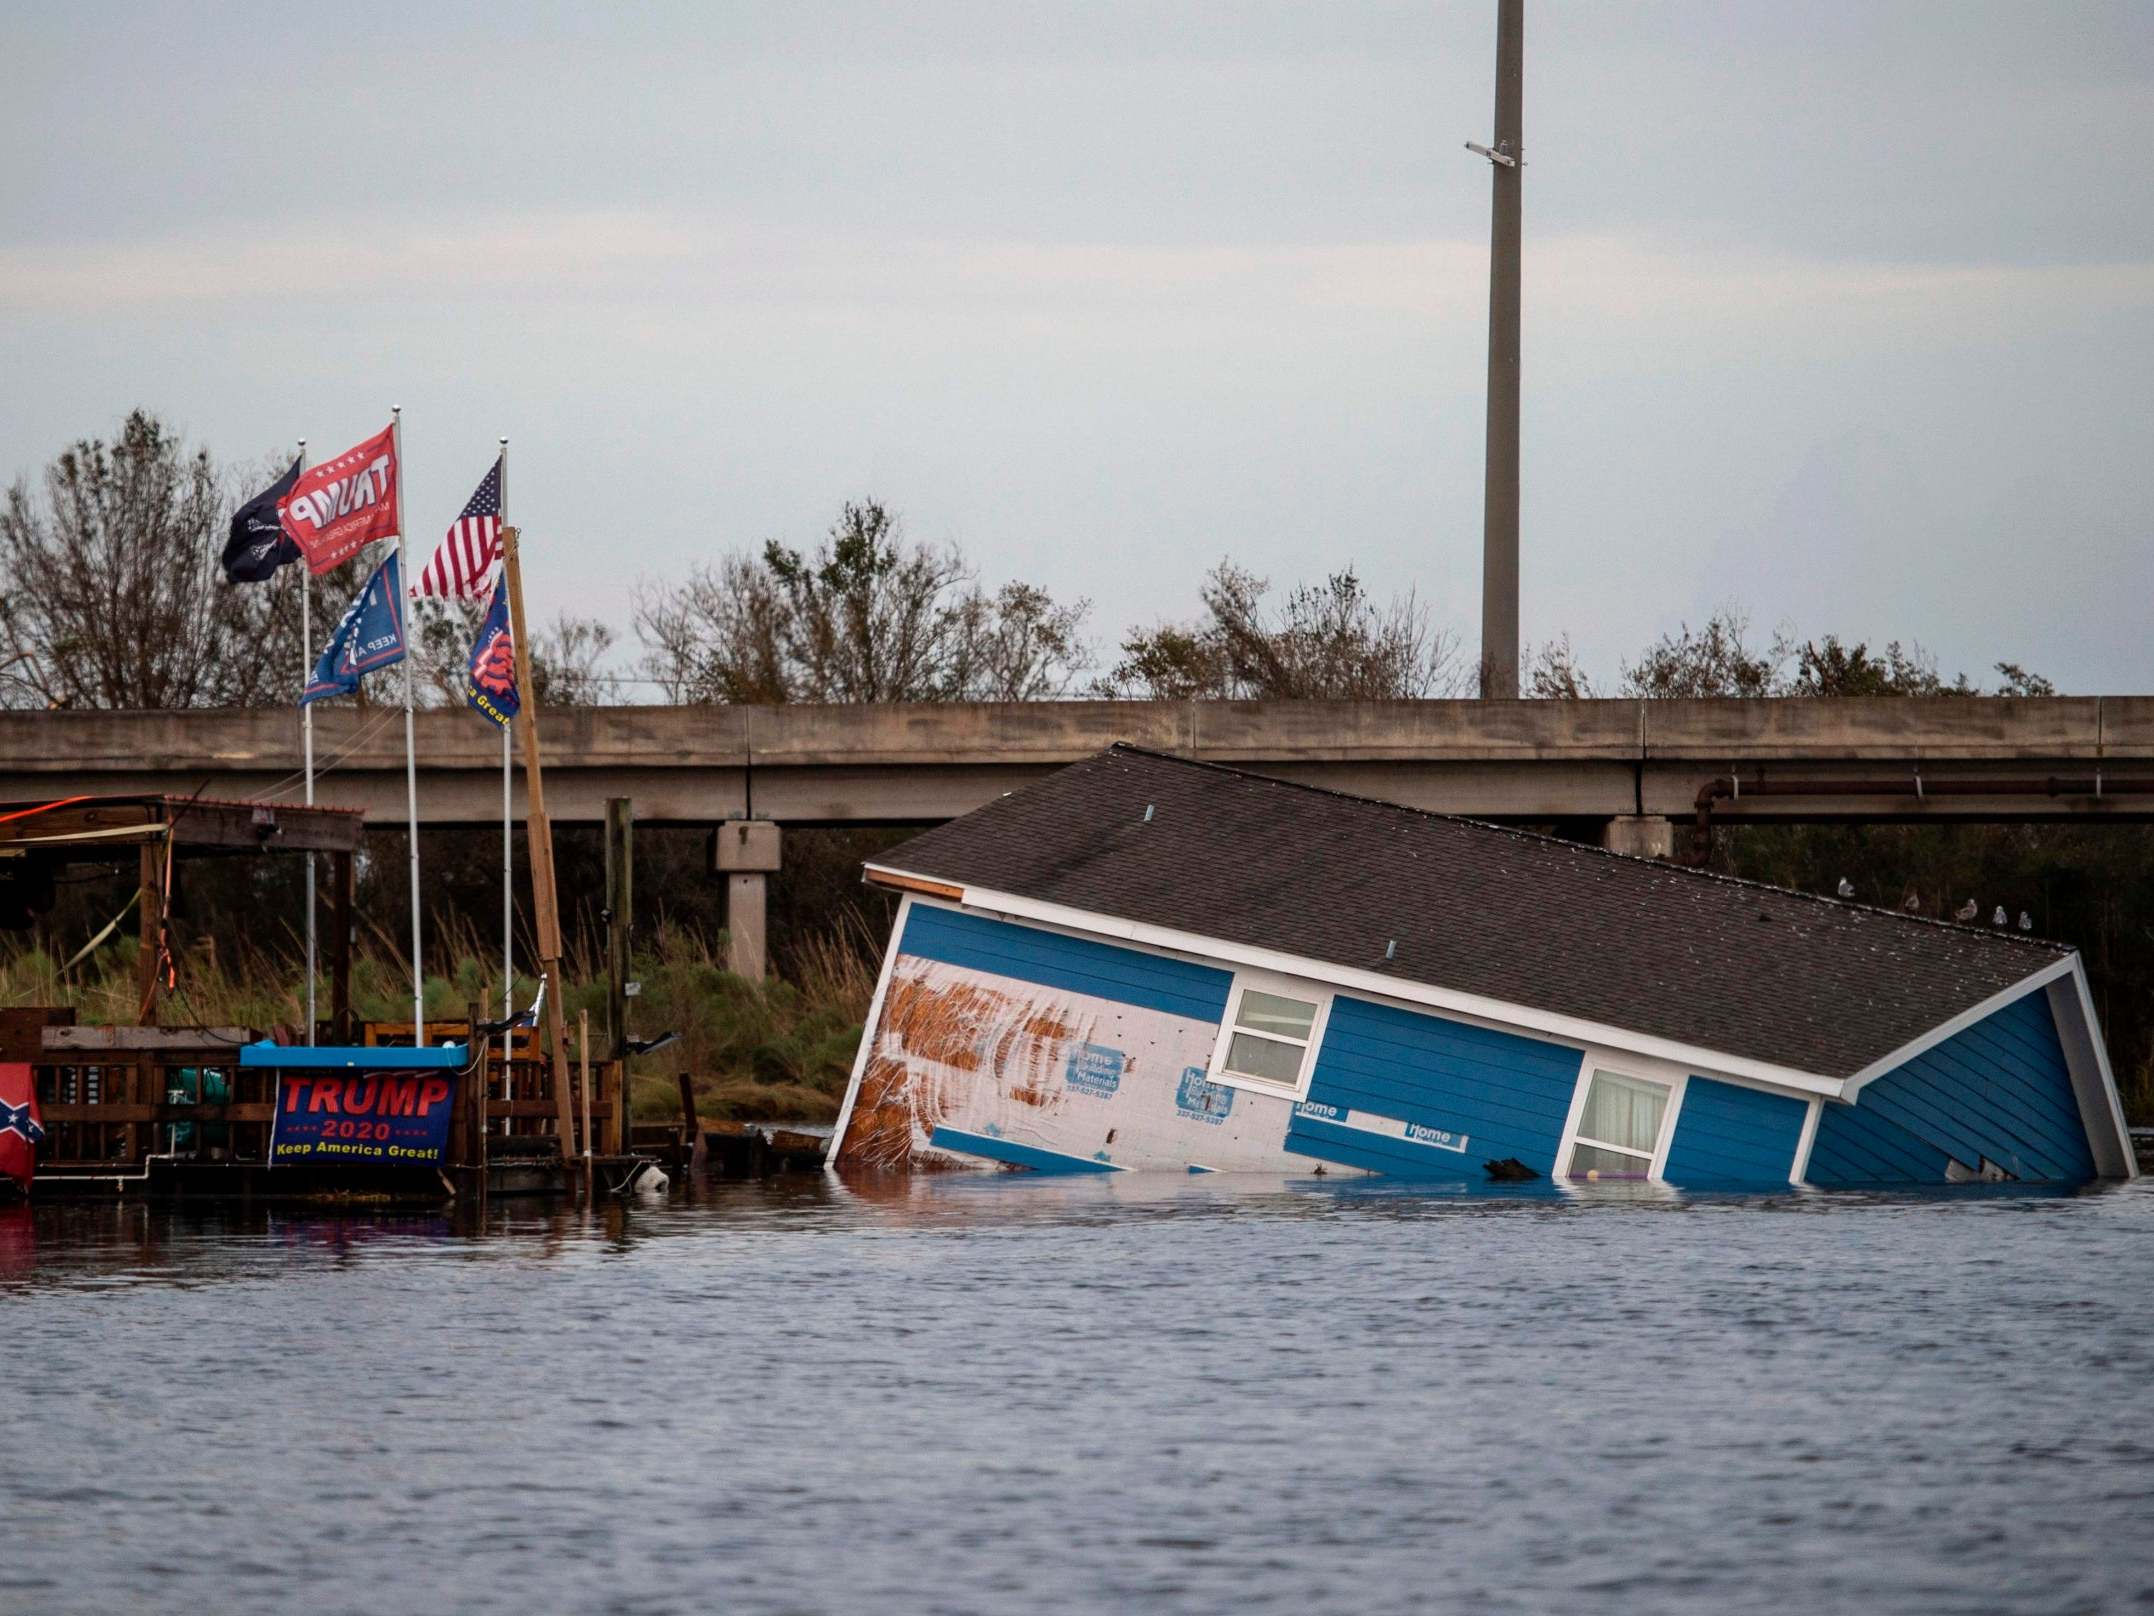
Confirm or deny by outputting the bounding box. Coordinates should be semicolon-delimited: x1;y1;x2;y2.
3;1;2151;694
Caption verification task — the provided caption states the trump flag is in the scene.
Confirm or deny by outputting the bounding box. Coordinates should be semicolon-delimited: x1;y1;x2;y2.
303;553;407;706
279;422;399;573
464;575;520;728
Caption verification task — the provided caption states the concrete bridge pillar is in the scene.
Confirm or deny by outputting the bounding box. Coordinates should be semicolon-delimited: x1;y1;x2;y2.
713;820;782;980
1600;815;1675;860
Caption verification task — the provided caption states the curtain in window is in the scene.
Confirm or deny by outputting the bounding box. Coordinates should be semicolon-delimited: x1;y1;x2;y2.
1578;1072;1666;1154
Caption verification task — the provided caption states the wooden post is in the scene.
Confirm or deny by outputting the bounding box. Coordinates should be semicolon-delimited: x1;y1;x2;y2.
450;1001;476;1171
604;796;632;1147
135;843;160;1025
676;1071;699;1142
329;850;355;1042
501;525;579;1163
461;1001;485;1181
578;1008;593;1186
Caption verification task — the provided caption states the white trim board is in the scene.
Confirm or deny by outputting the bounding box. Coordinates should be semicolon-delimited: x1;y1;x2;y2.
1791;1096;1824;1186
878;870;1847;1102
823;891;913;1171
2049;962;2137;1180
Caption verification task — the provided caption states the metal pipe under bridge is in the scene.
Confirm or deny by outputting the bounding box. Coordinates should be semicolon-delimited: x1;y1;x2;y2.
6;698;2154;847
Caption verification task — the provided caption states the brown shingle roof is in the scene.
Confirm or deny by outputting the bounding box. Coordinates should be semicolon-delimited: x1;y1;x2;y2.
873;744;2069;1080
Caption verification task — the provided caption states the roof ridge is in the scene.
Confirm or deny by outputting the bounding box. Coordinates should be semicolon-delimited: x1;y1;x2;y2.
1099;741;2072;957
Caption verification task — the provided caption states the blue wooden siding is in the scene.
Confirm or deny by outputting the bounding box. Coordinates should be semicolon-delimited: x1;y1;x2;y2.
1661;1077;1808;1186
1286;995;1581;1178
928;1125;1123;1174
1805;1100;1955;1186
897;904;1233;1023
1805;988;2095;1185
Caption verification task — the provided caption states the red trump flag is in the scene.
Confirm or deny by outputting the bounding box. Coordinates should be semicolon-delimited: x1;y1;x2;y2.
279;422;400;573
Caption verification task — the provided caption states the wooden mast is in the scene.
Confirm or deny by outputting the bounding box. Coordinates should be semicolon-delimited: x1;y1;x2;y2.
499;525;579;1162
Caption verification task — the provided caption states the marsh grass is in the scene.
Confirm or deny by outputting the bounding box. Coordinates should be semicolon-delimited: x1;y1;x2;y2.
0;915;877;1124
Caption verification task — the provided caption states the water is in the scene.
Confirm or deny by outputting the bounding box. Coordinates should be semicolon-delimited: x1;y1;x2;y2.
5;1176;2153;1616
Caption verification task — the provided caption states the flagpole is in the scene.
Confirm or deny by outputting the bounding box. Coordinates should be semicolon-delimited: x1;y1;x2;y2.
501;524;580;1165
498;435;512;1113
297;437;316;1046
392;406;425;1044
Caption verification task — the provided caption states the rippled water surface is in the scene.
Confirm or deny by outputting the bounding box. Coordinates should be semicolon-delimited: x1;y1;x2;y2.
6;1175;2153;1615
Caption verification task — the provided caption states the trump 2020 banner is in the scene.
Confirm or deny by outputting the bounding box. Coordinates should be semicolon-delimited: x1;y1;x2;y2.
279;422;400;573
269;1070;458;1166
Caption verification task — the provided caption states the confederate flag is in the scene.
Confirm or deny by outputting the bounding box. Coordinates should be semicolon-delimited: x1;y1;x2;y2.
0;1063;43;1196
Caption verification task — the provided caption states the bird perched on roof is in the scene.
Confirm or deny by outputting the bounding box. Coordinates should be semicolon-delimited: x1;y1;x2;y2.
1992;906;2008;926
1837;877;1856;898
2019;911;2033;931
1954;899;1979;922
1902;893;1921;912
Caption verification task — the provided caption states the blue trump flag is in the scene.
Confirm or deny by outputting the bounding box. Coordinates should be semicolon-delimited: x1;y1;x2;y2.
463;574;519;728
301;552;406;706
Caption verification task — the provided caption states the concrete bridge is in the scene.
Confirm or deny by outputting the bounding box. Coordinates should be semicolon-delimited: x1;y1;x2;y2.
6;697;2152;836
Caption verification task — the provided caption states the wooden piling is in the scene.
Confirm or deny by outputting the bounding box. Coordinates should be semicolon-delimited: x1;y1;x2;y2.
329;850;355;1041
604;796;632;1149
676;1071;700;1142
135;843;160;1025
578;1008;593;1190
500;525;579;1163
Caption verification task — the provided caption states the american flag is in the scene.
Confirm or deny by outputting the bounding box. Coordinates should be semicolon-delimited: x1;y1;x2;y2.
413;456;503;599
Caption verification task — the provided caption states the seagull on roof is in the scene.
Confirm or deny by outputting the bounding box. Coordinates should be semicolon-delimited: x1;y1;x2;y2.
2019;911;2033;931
1902;893;1921;912
1954;899;1978;922
1836;877;1856;898
1992;906;2008;926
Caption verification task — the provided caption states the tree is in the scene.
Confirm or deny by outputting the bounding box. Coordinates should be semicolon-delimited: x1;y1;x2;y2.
413;597;617;708
0;411;335;710
1618;608;1785;699
952;581;1094;703
1993;662;2058;698
1099;563;1463;700
1522;634;1595;699
634;500;1090;704
1786;635;1965;696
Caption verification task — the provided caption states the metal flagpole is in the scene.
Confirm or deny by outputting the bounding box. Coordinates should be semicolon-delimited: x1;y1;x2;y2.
498;436;512;1111
297;437;316;1045
392;406;425;1042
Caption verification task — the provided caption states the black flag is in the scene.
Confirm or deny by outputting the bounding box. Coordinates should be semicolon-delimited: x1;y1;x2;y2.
221;455;303;583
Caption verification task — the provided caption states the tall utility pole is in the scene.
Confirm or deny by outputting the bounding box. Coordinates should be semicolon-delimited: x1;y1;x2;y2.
1471;0;1524;697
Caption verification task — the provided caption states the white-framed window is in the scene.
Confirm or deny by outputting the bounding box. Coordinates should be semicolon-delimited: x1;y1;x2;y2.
1206;972;1332;1100
1563;1068;1675;1180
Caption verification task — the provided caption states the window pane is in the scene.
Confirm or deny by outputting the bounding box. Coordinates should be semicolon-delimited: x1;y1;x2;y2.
1570;1141;1652;1179
1578;1072;1668;1154
1237;989;1317;1041
1224;1031;1306;1085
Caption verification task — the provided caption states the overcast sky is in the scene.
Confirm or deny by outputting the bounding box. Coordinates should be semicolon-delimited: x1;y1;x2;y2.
4;1;2150;693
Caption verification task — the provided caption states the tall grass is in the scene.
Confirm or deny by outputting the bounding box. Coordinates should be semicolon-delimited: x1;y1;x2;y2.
0;917;877;1124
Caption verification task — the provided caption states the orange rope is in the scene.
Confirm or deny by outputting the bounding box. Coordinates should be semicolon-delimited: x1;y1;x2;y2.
0;794;92;826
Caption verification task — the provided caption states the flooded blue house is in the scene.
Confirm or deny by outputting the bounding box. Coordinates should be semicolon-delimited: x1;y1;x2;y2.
829;746;2136;1188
